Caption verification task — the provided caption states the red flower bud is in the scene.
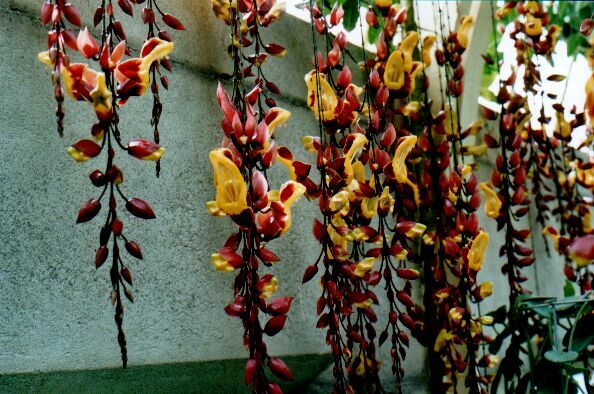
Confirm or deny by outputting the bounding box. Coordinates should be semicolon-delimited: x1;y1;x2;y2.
162;13;185;30
264;315;286;336
77;199;102;223
95;246;108;268
268;358;293;381
125;241;143;259
126;198;156;219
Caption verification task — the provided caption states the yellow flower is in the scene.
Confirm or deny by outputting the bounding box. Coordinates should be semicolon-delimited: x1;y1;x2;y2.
302;136;318;153
479;182;502;219
457;16;474;49
525;14;542;37
206;200;226;216
260;276;278;299
344;134;368;185
392;136;420;205
384;50;405;90
209;149;248;215
211;253;235;272
378;186;394;213
448;307;465;322
468;231;489;271
90;73;112;120
374;0;392;8
305;70;338;121
211;0;233;23
354;257;376;277
464;143;488;157
329;190;350;216
402;101;420;117
400;31;419;72
353;298;373;309
422;35;436;66
478;281;493;299
266;107;291;136
465;119;484;135
345;227;370;243
405;223;427;238
277;180;306;234
434;329;453;352
361;196;378;219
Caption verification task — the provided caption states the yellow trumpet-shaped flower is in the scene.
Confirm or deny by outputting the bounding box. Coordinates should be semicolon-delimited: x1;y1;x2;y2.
434;329;453;352
525;14;542;37
478;281;493;299
278;180;306;234
329;190;350;216
457;16;474;49
344;134;368;185
464;143;488;157
305;70;338;121
400;31;419;72
353;298;373;309
479;182;502;219
392;136;420;205
384;50;405;90
405;223;427;238
361;196;378;219
266;107;291;136
211;253;235;272
302;136;319;153
354;257;376;278
422;35;436;66
209;149;248;216
260;276;278;299
468;231;489;271
90;73;112;120
378;186;395;213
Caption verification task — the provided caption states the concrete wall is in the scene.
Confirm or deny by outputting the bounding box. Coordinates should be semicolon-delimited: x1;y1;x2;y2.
0;0;565;390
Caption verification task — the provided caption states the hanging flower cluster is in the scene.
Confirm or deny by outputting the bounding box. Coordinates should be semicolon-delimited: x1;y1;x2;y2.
297;1;434;391
209;1;301;393
415;9;495;392
39;0;182;367
363;4;432;390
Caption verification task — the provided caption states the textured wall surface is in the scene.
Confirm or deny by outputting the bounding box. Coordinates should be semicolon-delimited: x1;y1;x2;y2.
0;0;565;390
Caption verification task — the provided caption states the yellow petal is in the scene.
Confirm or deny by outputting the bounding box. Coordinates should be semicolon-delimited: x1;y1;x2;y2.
457;16;474;49
392;136;420;205
400;31;419;72
209;149;248;215
468;231;489;271
279;180;306;233
211;253;235;272
405;223;427;238
354;257;376;277
464;143;488;157
67;147;90;162
384;50;405;90
479;182;502;219
267;107;291;135
305;70;338;121
260;276;278;299
344;134;368;184
422;35;436;66
90;73;113;118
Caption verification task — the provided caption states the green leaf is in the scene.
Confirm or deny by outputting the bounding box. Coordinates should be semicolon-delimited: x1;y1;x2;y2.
568;313;594;353
544;349;579;364
563;280;576;297
342;0;359;31
367;23;382;45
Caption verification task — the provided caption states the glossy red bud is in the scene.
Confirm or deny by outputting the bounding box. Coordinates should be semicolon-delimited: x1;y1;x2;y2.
126;198;156;219
77;199;102;223
95;246;108;268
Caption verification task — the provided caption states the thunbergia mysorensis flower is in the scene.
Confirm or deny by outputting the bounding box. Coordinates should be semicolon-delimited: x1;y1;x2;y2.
415;6;495;392
298;2;433;392
208;1;300;392
40;0;182;367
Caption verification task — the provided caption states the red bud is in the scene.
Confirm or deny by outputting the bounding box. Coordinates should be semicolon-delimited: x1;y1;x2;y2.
126;198;156;219
77;199;102;223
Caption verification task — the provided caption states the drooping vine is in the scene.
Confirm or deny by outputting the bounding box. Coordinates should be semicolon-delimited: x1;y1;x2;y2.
208;1;301;393
39;0;182;367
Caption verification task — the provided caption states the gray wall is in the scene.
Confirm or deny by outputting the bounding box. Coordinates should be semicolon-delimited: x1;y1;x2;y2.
0;0;564;389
